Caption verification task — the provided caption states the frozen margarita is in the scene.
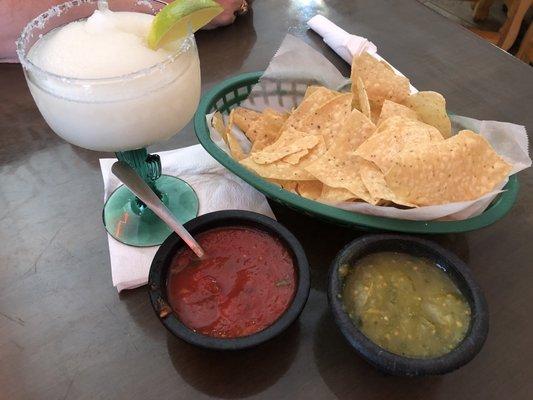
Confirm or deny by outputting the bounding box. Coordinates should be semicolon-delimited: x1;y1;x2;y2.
26;7;200;151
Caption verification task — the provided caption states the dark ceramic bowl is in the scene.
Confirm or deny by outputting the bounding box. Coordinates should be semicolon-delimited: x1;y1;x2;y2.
328;234;489;376
148;210;310;350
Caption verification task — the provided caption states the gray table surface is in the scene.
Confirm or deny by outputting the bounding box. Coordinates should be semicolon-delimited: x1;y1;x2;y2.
1;0;533;399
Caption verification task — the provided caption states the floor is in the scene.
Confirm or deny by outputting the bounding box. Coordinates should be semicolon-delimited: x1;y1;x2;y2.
419;0;507;31
418;0;531;58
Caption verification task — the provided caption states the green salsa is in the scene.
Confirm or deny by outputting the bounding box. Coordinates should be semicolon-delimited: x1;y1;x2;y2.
340;252;471;358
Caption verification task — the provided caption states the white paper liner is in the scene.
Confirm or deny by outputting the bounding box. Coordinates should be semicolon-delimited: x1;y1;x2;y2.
206;34;530;222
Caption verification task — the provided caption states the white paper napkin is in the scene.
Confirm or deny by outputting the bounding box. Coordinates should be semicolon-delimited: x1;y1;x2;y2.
307;15;417;93
100;144;274;292
307;15;377;63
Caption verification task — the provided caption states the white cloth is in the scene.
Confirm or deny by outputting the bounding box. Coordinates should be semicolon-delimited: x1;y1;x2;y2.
307;15;377;63
99;144;274;292
307;15;417;93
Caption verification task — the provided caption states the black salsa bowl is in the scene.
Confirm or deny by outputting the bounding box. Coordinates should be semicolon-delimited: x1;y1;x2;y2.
148;210;311;350
328;234;489;376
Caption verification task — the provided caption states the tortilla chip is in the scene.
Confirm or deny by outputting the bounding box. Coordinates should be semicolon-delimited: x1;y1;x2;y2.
280;180;298;192
385;130;512;206
212;111;228;145
402;91;452;138
227;132;246;161
302;107;379;203
355;77;371;119
240;157;316;180
351;52;410;105
296;180;323;200
284;87;339;130
304;147;376;204
295;135;328;168
283;149;309;165
232;107;261;141
378;100;418;124
358;159;415;207
319;185;358;202
251;129;320;164
249;110;287;152
263;108;287;119
225;110;246;160
300;93;353;148
369;101;382;124
268;179;298;192
337;108;376;151
302;85;332;100
355;117;443;173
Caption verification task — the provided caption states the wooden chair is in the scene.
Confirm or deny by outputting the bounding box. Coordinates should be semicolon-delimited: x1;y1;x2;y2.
469;0;515;21
469;0;532;51
471;0;496;21
516;21;533;63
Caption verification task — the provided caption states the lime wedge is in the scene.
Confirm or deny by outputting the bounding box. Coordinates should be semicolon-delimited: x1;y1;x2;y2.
147;0;223;49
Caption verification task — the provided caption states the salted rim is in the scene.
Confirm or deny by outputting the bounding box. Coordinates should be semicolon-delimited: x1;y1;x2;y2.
15;0;195;85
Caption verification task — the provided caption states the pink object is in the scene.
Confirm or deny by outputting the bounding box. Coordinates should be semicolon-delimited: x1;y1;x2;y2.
1;0;244;62
1;0;59;62
204;0;244;29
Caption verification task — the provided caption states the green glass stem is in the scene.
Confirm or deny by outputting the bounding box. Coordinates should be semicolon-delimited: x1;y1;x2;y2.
116;148;162;202
103;147;199;247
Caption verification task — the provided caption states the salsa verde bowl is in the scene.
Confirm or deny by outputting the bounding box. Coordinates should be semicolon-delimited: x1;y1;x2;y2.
193;71;519;234
328;234;489;376
148;210;310;350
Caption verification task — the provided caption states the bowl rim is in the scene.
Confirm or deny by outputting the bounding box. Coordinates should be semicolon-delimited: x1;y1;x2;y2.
148;210;311;350
327;234;489;376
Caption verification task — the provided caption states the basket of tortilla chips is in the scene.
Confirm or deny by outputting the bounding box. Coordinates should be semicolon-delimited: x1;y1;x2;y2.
193;37;529;233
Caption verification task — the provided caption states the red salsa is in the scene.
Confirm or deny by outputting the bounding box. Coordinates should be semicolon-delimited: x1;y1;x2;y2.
166;226;296;338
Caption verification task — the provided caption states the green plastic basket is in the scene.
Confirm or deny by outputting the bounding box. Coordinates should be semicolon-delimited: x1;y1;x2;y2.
193;71;519;234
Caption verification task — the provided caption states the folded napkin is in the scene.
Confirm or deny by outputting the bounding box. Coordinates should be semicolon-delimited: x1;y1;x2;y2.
100;144;274;292
307;15;377;63
307;15;416;93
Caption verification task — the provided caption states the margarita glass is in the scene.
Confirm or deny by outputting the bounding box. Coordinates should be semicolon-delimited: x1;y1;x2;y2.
17;0;201;247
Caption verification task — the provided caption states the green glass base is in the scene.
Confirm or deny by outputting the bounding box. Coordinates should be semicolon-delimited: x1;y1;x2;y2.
103;175;199;247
